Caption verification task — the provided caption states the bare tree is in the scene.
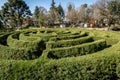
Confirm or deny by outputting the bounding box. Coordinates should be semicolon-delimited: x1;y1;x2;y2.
66;2;79;26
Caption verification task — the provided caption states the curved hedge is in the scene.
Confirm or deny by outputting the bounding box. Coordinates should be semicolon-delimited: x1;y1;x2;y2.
46;36;93;49
0;28;120;79
0;31;44;60
116;63;120;79
0;41;119;80
49;31;87;41
44;39;107;59
0;45;32;60
7;33;42;50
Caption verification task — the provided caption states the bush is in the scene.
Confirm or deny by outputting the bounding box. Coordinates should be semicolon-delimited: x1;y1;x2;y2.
49;31;87;41
116;63;120;79
7;33;41;50
0;45;37;60
46;36;93;49
0;28;120;79
44;39;107;59
0;32;12;45
30;33;57;41
6;32;45;60
0;42;120;79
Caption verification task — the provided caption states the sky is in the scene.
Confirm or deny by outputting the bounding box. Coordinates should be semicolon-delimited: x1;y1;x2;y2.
0;0;98;13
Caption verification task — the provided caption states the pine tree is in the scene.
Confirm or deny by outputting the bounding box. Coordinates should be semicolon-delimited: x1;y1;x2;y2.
56;4;65;22
34;6;40;20
1;0;31;28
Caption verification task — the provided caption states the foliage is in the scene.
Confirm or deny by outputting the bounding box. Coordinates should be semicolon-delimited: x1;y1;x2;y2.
1;0;31;28
33;6;47;27
45;39;106;59
56;4;65;22
34;6;40;20
46;36;93;49
0;28;120;79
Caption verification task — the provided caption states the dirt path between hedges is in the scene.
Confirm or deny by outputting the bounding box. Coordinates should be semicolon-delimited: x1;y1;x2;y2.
85;27;109;31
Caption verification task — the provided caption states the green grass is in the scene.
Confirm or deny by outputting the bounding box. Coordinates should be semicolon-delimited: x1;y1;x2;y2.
0;28;120;79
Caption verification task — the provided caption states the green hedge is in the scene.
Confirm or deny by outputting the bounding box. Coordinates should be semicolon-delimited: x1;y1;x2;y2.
46;36;93;49
19;32;32;41
7;33;42;50
0;42;119;79
49;31;87;41
116;63;120;79
44;39;107;59
0;32;13;45
6;33;45;60
0;45;38;60
0;28;120;79
29;33;57;41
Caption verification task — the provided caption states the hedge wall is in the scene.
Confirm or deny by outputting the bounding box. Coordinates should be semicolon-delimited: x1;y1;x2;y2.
7;33;42;50
44;39;107;59
0;28;120;79
116;63;120;79
0;45;37;60
49;31;87;41
5;32;44;60
46;36;93;49
0;42;120;80
0;32;12;45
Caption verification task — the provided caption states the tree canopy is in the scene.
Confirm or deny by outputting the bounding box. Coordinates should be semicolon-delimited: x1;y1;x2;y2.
1;0;31;28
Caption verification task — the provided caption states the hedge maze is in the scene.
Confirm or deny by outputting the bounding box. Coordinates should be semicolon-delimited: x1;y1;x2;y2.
0;28;120;79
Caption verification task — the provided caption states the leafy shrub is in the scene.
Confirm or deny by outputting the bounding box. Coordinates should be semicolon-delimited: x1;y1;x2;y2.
46;36;93;49
0;28;120;79
7;33;41;50
0;42;120;79
116;63;120;79
0;32;13;45
0;45;37;60
44;39;107;59
49;31;87;41
6;32;45;60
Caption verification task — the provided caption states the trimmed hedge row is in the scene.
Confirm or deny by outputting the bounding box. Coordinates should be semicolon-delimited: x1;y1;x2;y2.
0;28;120;79
116;63;120;79
0;32;12;45
0;45;37;60
0;42;119;79
43;39;107;59
49;31;87;41
6;33;44;60
29;33;57;41
7;33;41;50
19;32;31;41
46;36;93;49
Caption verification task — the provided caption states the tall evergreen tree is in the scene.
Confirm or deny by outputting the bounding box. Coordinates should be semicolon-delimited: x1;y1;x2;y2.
34;6;40;20
49;0;59;23
34;6;47;27
1;0;31;28
56;4;65;22
0;14;4;29
51;0;55;8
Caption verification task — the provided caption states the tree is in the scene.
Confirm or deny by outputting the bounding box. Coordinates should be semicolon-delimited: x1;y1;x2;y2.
49;0;57;23
0;10;4;29
91;0;109;20
38;6;47;26
78;4;91;23
66;2;78;25
1;0;31;28
56;4;65;23
34;6;47;27
0;14;4;29
34;6;40;20
107;0;120;24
